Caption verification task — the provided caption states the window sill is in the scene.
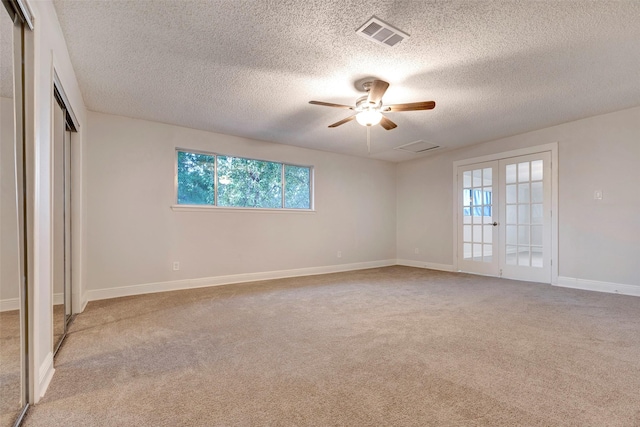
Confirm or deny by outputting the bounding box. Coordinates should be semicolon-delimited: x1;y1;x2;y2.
171;205;316;214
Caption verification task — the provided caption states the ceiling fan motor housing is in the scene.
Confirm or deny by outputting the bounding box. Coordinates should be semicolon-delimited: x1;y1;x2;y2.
355;95;380;112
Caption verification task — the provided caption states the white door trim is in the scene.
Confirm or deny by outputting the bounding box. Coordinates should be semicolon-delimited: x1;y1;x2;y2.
452;143;558;284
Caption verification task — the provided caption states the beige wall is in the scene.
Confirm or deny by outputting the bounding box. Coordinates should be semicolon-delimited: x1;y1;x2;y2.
397;106;640;287
84;111;397;292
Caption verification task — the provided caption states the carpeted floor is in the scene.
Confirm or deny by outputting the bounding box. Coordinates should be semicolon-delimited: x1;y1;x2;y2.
0;309;22;426
22;267;640;426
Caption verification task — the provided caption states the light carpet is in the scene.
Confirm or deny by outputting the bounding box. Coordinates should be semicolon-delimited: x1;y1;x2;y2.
22;267;640;426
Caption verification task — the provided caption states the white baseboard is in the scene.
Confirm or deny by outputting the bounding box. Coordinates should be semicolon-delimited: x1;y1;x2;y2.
0;297;19;312
556;276;640;297
38;352;55;400
1;293;64;312
396;259;454;272
86;259;397;302
53;292;63;305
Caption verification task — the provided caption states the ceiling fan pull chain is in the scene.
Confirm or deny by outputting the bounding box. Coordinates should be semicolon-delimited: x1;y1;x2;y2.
367;126;371;155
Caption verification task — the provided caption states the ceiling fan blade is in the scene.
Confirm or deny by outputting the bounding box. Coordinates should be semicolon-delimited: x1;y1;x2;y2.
309;101;354;109
386;101;436;112
367;80;389;104
328;115;356;128
379;115;397;130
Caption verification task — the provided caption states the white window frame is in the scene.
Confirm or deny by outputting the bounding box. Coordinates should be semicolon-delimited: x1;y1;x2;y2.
172;148;315;213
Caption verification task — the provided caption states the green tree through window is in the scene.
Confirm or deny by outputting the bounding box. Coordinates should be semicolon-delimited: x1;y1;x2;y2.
285;165;311;209
217;156;282;208
177;151;215;205
176;150;312;209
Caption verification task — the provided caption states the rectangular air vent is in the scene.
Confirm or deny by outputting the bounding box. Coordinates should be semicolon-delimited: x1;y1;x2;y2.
356;16;409;48
394;140;440;154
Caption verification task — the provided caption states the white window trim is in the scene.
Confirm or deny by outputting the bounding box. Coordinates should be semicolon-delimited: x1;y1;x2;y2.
174;148;315;211
170;205;316;213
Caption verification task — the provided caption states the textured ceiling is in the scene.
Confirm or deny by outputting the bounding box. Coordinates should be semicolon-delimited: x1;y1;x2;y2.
52;0;640;162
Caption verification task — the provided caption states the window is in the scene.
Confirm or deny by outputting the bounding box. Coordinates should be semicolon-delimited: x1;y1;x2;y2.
177;151;215;205
284;165;311;209
176;150;312;210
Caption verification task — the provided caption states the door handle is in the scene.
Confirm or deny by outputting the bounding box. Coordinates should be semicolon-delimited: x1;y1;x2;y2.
492;222;498;226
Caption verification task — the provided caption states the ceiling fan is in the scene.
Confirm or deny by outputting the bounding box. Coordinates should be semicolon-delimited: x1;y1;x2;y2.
309;79;436;130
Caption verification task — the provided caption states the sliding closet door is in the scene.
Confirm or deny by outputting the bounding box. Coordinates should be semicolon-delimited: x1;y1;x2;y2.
52;101;66;353
53;91;75;355
64;129;72;327
1;1;31;424
0;11;23;425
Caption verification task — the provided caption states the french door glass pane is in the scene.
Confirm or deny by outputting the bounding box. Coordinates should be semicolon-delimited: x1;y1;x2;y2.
505;159;545;270
531;160;543;181
483;244;492;258
531;204;543;224
506;185;517;203
462;166;494;263
531;226;543;246
473;243;482;259
518;204;530;224
505;164;517;184
473;169;482;186
532;247;544;267
518;183;530;203
483;225;493;243
473;225;482;241
464;243;472;259
463;171;472;187
531;182;543;203
483;168;492;184
518;226;530;245
518;162;530;182
506;205;517;224
518;248;531;266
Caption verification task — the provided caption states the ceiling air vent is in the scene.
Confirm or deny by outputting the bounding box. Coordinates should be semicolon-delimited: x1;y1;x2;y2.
356;16;409;48
394;140;440;154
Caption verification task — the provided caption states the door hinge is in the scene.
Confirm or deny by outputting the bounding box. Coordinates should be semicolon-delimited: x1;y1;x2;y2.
499;268;503;277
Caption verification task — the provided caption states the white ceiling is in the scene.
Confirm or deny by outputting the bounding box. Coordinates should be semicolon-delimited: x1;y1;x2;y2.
52;0;640;162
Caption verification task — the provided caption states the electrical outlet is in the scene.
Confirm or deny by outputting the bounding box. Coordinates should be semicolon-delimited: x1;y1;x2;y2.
414;248;419;254
594;190;603;200
172;261;180;271
337;251;342;258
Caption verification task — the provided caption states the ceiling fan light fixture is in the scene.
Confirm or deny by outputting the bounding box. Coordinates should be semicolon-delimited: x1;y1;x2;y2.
356;110;383;126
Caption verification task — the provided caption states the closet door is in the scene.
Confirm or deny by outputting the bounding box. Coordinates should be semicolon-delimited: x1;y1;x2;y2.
1;1;32;424
53;94;74;355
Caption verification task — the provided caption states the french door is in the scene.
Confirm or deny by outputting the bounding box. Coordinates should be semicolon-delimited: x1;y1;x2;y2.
457;152;552;283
